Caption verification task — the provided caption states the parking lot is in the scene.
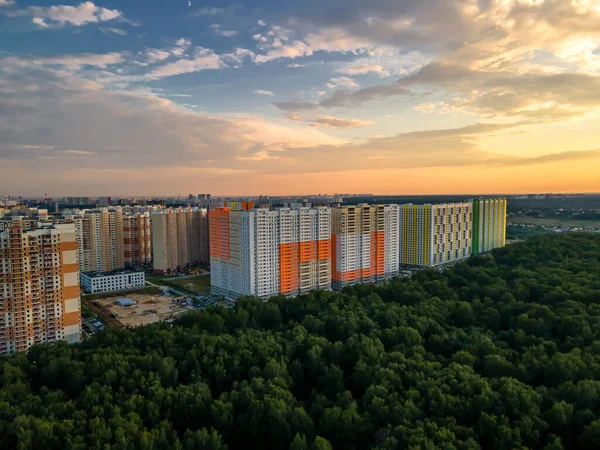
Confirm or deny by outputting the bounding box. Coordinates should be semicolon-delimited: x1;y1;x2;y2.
194;294;236;309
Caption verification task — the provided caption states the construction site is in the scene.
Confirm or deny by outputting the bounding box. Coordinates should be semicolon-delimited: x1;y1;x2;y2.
91;291;193;328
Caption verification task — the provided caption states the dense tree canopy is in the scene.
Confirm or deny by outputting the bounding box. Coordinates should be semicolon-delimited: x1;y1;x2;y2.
2;233;600;449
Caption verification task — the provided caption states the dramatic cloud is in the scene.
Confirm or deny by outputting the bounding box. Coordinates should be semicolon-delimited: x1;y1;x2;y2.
0;60;340;184
2;0;600;194
269;0;600;125
8;1;122;28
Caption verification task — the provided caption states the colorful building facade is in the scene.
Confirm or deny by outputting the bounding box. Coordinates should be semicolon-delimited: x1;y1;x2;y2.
399;203;472;267
472;198;507;255
0;221;81;355
331;204;399;289
209;205;331;299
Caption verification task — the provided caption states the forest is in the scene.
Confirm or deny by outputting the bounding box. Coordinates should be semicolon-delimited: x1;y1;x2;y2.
1;233;600;449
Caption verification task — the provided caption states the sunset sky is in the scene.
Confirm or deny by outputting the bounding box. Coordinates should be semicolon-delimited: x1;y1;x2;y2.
1;0;599;196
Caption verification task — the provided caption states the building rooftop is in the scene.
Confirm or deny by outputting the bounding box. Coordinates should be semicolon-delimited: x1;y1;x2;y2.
82;270;145;279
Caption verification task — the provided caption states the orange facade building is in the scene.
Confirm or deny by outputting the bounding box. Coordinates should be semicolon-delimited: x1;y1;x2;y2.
331;204;399;289
209;205;331;299
0;220;81;355
123;213;152;267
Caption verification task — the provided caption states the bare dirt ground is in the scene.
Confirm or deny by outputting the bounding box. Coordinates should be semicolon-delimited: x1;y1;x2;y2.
96;292;193;328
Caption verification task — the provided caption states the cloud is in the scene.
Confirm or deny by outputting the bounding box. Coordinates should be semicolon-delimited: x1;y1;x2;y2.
237;150;278;161
254;26;374;63
9;1;122;28
490;148;600;167
192;7;223;17
254;90;275;96
257;19;266;27
100;27;127;36
266;0;600;125
327;76;359;89
312;115;374;128
6;52;127;70
1;56;599;195
273;82;413;111
63;150;95;155
146;49;171;64
336;63;390;77
0;59;339;177
287;63;305;68
0;0;15;6
143;39;192;64
32;17;48;27
284;112;374;128
222;48;255;64
144;48;223;79
210;24;238;38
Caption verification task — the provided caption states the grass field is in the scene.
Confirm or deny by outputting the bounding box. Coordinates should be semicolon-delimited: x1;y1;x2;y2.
509;216;600;229
145;274;173;284
164;275;211;294
84;286;161;300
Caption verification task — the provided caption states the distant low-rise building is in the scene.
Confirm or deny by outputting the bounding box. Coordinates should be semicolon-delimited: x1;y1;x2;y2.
80;270;145;294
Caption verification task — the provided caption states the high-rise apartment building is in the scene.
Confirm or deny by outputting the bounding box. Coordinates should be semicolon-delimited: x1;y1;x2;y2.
151;207;209;273
331;204;399;289
0;221;81;355
189;208;209;266
210;205;331;299
123;213;151;267
399;203;472;267
71;208;124;273
472;198;507;255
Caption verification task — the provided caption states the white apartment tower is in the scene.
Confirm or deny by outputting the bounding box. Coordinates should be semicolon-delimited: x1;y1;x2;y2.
210;205;331;299
331;204;399;289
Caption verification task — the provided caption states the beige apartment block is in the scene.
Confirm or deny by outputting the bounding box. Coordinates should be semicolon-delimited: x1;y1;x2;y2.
151;207;209;274
72;208;125;273
123;213;151;267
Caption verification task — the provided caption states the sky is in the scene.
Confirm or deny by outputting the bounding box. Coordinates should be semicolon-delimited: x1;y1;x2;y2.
1;0;599;196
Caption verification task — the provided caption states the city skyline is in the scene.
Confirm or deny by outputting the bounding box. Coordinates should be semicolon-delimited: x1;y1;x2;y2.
1;0;600;195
